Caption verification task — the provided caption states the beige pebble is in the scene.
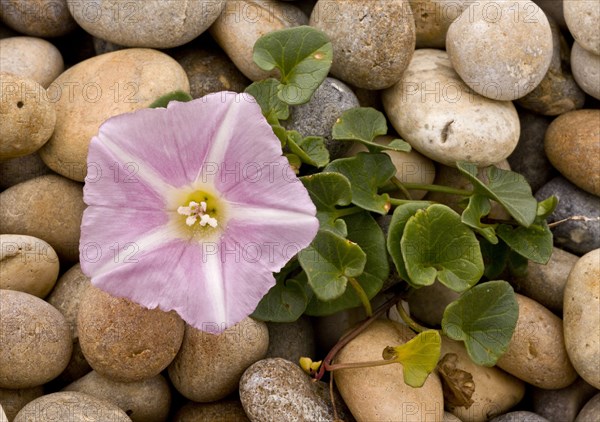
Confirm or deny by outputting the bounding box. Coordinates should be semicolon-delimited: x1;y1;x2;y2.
564;0;600;55
0;386;43;422
409;0;469;48
173;399;250;422
572;42;600;100
0;0;77;37
0;37;64;88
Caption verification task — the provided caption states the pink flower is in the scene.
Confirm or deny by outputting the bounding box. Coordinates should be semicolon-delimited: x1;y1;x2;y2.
79;92;318;333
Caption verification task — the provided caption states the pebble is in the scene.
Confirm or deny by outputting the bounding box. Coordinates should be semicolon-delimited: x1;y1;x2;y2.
13;391;132;422
407;283;460;327
68;0;225;49
334;319;444;421
447;0;553;101
571;42;600;100
409;0;469;49
210;0;308;81
576;393;600;422
0;37;64;88
239;358;339;422
535;177;600;255
168;317;268;402
38;48;189;182
564;0;600;55
284;77;360;159
0;290;72;389
383;49;520;167
0;174;85;262
532;377;598;422
77;286;184;383
173;399;250;422
0;0;77;37
516;17;585;115
64;371;171;422
544;109;600;196
444;412;464;422
310;0;415;90
0;73;56;159
50;341;92;390
0;386;44;422
314;307;367;353
563;249;600;389
266;316;316;364
496;293;577;389
0;153;51;191
534;0;566;27
0;234;59;298
489;411;550;422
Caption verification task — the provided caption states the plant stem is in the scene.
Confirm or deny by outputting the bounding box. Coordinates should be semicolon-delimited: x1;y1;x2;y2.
397;302;432;333
400;182;472;196
389;198;432;207
326;358;395;371
332;206;363;218
391;177;413;200
348;277;372;317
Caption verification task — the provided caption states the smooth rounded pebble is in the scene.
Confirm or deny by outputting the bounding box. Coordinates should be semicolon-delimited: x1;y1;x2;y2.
489;411;550;422
571;42;600;100
67;0;225;48
532;377;598;422
496;294;577;389
0;37;64;88
168;317;268;402
0;0;77;37
0;174;85;262
564;249;600;389
310;0;415;89
0;386;44;422
78;286;184;383
409;0;469;48
447;0;553;101
0;234;59;298
38;48;189;181
564;0;600;55
0;290;72;389
0;73;56;159
576;393;600;422
13;392;131;422
383;49;520;167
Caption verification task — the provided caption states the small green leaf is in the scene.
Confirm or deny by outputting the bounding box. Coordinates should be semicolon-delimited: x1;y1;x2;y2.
537;195;558;219
253;26;333;105
245;78;290;121
301;173;352;236
325;153;395;214
508;250;529;277
298;230;366;301
461;194;498;244
456;162;537;227
251;278;308;322
442;280;519;366
287;131;329;168
497;221;553;264
148;90;192;108
480;238;510;279
388;139;412;151
402;205;484;292
285;153;302;174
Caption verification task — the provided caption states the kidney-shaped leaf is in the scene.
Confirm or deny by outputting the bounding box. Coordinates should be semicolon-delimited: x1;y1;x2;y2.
384;330;441;388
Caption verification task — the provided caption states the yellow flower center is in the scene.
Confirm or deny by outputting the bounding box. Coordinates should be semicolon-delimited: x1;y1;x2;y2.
172;189;226;240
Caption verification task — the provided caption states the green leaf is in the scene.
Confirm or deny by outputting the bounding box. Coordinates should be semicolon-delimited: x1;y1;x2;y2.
253;26;333;105
148;90;192;108
442;280;519;366
508;250;529;277
456;162;537;227
461;194;498;244
480;238;510;279
537;196;558;219
251;278;308;322
298;230;366;301
401;205;484;292
245;78;290;121
287;131;329;168
497;221;553;264
285;153;302;173
325;153;395;214
383;330;442;388
386;203;429;282
301;173;352;236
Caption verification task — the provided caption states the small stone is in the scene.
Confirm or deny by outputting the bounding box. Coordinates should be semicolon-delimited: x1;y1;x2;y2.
63;371;171;422
239;358;339;422
0;174;85;262
571;42;600;100
50;341;92;390
489;411;550;422
564;249;600;389
284;77;360;159
535;177;600;255
0;153;51;191
0;0;77;37
310;0;415;90
534;0;566;27
173;399;250;422
532;377;598;422
576;393;600;422
68;0;225;49
564;0;600;55
13;392;131;422
0;73;56;159
0;386;43;422
0;290;72;389
266;316;316;364
78;286;184;383
168;317;268;402
496;294;577;389
410;0;469;49
0;37;64;88
407;283;460;327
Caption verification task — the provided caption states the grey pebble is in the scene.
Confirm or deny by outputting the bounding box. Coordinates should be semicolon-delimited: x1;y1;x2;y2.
489;411;550;422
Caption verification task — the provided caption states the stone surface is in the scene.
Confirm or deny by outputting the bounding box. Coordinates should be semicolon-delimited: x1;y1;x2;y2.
532;377;598;422
0;0;77;37
78;286;184;383
0;234;59;298
50;341;92;390
409;0;469;48
284;77;360;159
407;283;460;327
534;0;565;27
496;293;577;389
68;0;225;48
335;319;444;421
0;174;85;261
0;153;51;191
168;317;268;402
64;371;171;422
314;307;367;354
13;392;131;422
0;386;43;422
564;0;600;55
210;0;308;81
489;411;550;422
544;109;600;196
0;290;72;389
564;249;600;389
535;177;600;255
383;49;520;167
576;393;600;422
0;73;56;159
447;0;553;101
310;0;415;89
266;316;316;364
0;37;64;88
571;42;600;100
38;48;189;181
173;399;250;422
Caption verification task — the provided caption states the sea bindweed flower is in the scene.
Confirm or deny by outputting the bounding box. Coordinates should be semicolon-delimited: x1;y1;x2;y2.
79;92;319;333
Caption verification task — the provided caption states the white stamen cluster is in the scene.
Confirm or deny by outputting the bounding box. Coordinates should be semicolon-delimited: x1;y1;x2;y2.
177;201;218;228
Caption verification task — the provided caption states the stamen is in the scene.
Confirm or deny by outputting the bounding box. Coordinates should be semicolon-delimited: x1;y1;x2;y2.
177;200;218;228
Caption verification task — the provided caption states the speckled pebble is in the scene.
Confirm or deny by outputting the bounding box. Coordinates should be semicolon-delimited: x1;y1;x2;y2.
576;393;600;422
0;0;77;37
564;0;600;55
409;0;469;48
489;411;550;422
571;42;600;100
173;399;250;422
0;37;64;88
